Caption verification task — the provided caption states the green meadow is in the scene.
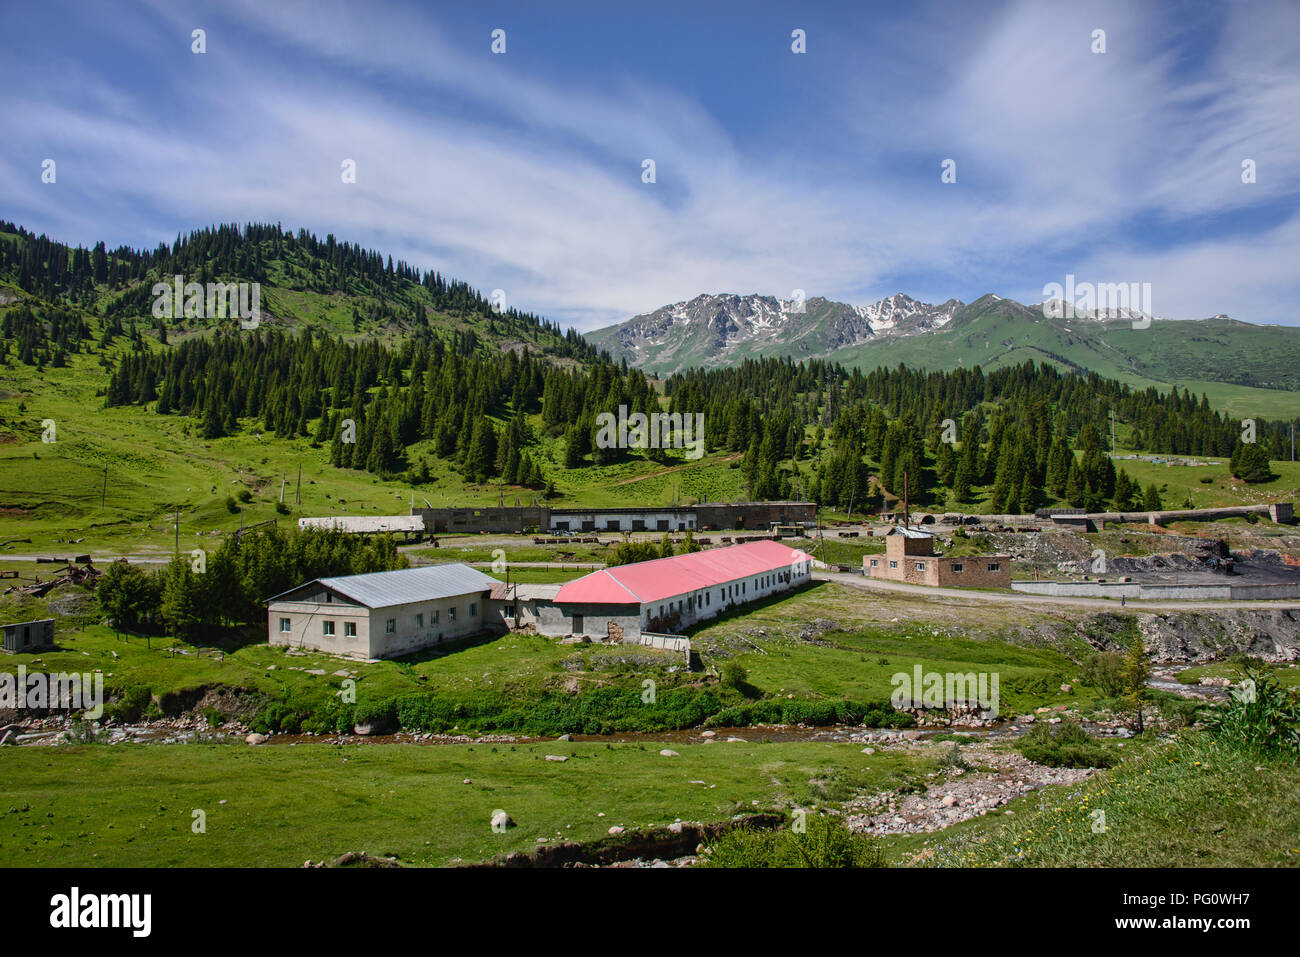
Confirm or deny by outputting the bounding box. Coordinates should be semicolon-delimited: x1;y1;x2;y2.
0;739;930;867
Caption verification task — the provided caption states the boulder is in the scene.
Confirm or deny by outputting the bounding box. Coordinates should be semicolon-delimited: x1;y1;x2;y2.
244;733;267;746
544;754;568;762
491;810;515;830
659;749;679;757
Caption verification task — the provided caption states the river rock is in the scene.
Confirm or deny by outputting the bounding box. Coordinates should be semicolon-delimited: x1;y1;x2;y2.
608;825;625;835
491;810;515;830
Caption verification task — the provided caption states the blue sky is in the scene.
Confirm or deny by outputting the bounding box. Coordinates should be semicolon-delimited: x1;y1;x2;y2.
2;0;1298;329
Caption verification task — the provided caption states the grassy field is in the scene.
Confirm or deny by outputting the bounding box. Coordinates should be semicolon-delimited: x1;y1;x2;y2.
0;739;927;867
908;732;1300;867
0;347;751;557
687;584;1094;716
3;729;1293;867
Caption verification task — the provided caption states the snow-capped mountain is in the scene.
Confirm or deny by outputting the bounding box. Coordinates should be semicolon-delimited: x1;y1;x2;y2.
584;292;963;374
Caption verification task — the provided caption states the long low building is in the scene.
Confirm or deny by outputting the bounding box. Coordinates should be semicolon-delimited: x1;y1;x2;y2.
547;540;813;641
414;501;816;534
266;563;499;660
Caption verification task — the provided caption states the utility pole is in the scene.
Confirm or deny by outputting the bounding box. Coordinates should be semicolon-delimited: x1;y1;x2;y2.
279;474;286;504
174;509;180;555
296;462;302;505
902;471;910;529
1110;408;1116;457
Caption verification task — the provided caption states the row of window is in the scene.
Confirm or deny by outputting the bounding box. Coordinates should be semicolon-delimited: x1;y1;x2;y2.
867;560;1001;573
278;603;479;639
645;568;800;625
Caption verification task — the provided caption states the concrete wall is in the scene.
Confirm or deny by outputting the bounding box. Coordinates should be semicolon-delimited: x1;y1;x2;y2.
417;506;547;534
269;599;373;659
1010;580;1300;601
637;633;691;653
694;502;816;530
538;602;642;641
368;593;491;657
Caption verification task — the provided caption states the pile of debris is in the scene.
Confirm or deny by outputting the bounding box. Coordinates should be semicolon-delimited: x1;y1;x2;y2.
4;560;101;597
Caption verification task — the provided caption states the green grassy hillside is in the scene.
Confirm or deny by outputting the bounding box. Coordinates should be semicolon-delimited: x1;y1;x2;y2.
831;296;1300;417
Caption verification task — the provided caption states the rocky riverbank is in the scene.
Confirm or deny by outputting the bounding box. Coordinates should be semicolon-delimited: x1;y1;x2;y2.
844;739;1100;836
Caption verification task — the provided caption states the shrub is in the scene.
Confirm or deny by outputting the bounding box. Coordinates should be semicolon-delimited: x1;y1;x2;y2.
1081;651;1127;696
720;661;748;690
1015;721;1115;768
1207;668;1300;756
105;685;153;723
699;815;884;868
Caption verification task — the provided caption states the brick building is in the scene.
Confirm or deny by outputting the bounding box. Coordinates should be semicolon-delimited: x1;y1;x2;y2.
863;527;1010;589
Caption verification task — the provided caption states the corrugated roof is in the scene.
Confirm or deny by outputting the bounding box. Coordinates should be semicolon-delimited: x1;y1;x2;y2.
888;526;934;538
489;583;562;601
555;540;812;606
267;563;498;608
298;515;425;533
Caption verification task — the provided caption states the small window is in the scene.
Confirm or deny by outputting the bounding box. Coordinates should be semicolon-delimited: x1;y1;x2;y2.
322;621;335;636
470;603;477;617
987;562;1001;572
869;559;879;567
952;563;964;573
915;562;926;571
415;613;424;629
386;619;396;634
889;560;898;569
279;617;291;633
448;607;457;623
432;609;440;624
345;621;357;637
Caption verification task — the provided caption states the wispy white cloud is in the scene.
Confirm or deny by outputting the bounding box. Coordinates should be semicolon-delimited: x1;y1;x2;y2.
1;0;1296;329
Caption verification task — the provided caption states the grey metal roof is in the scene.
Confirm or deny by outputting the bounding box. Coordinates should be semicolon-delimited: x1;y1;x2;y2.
268;563;498;609
888;526;934;538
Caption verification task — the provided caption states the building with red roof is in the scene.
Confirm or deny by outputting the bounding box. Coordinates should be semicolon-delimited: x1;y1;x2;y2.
547;539;813;641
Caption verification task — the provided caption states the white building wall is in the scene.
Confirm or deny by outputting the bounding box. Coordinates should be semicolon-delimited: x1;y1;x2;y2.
368;592;490;658
268;600;372;660
550;510;696;533
268;590;492;660
640;557;812;631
